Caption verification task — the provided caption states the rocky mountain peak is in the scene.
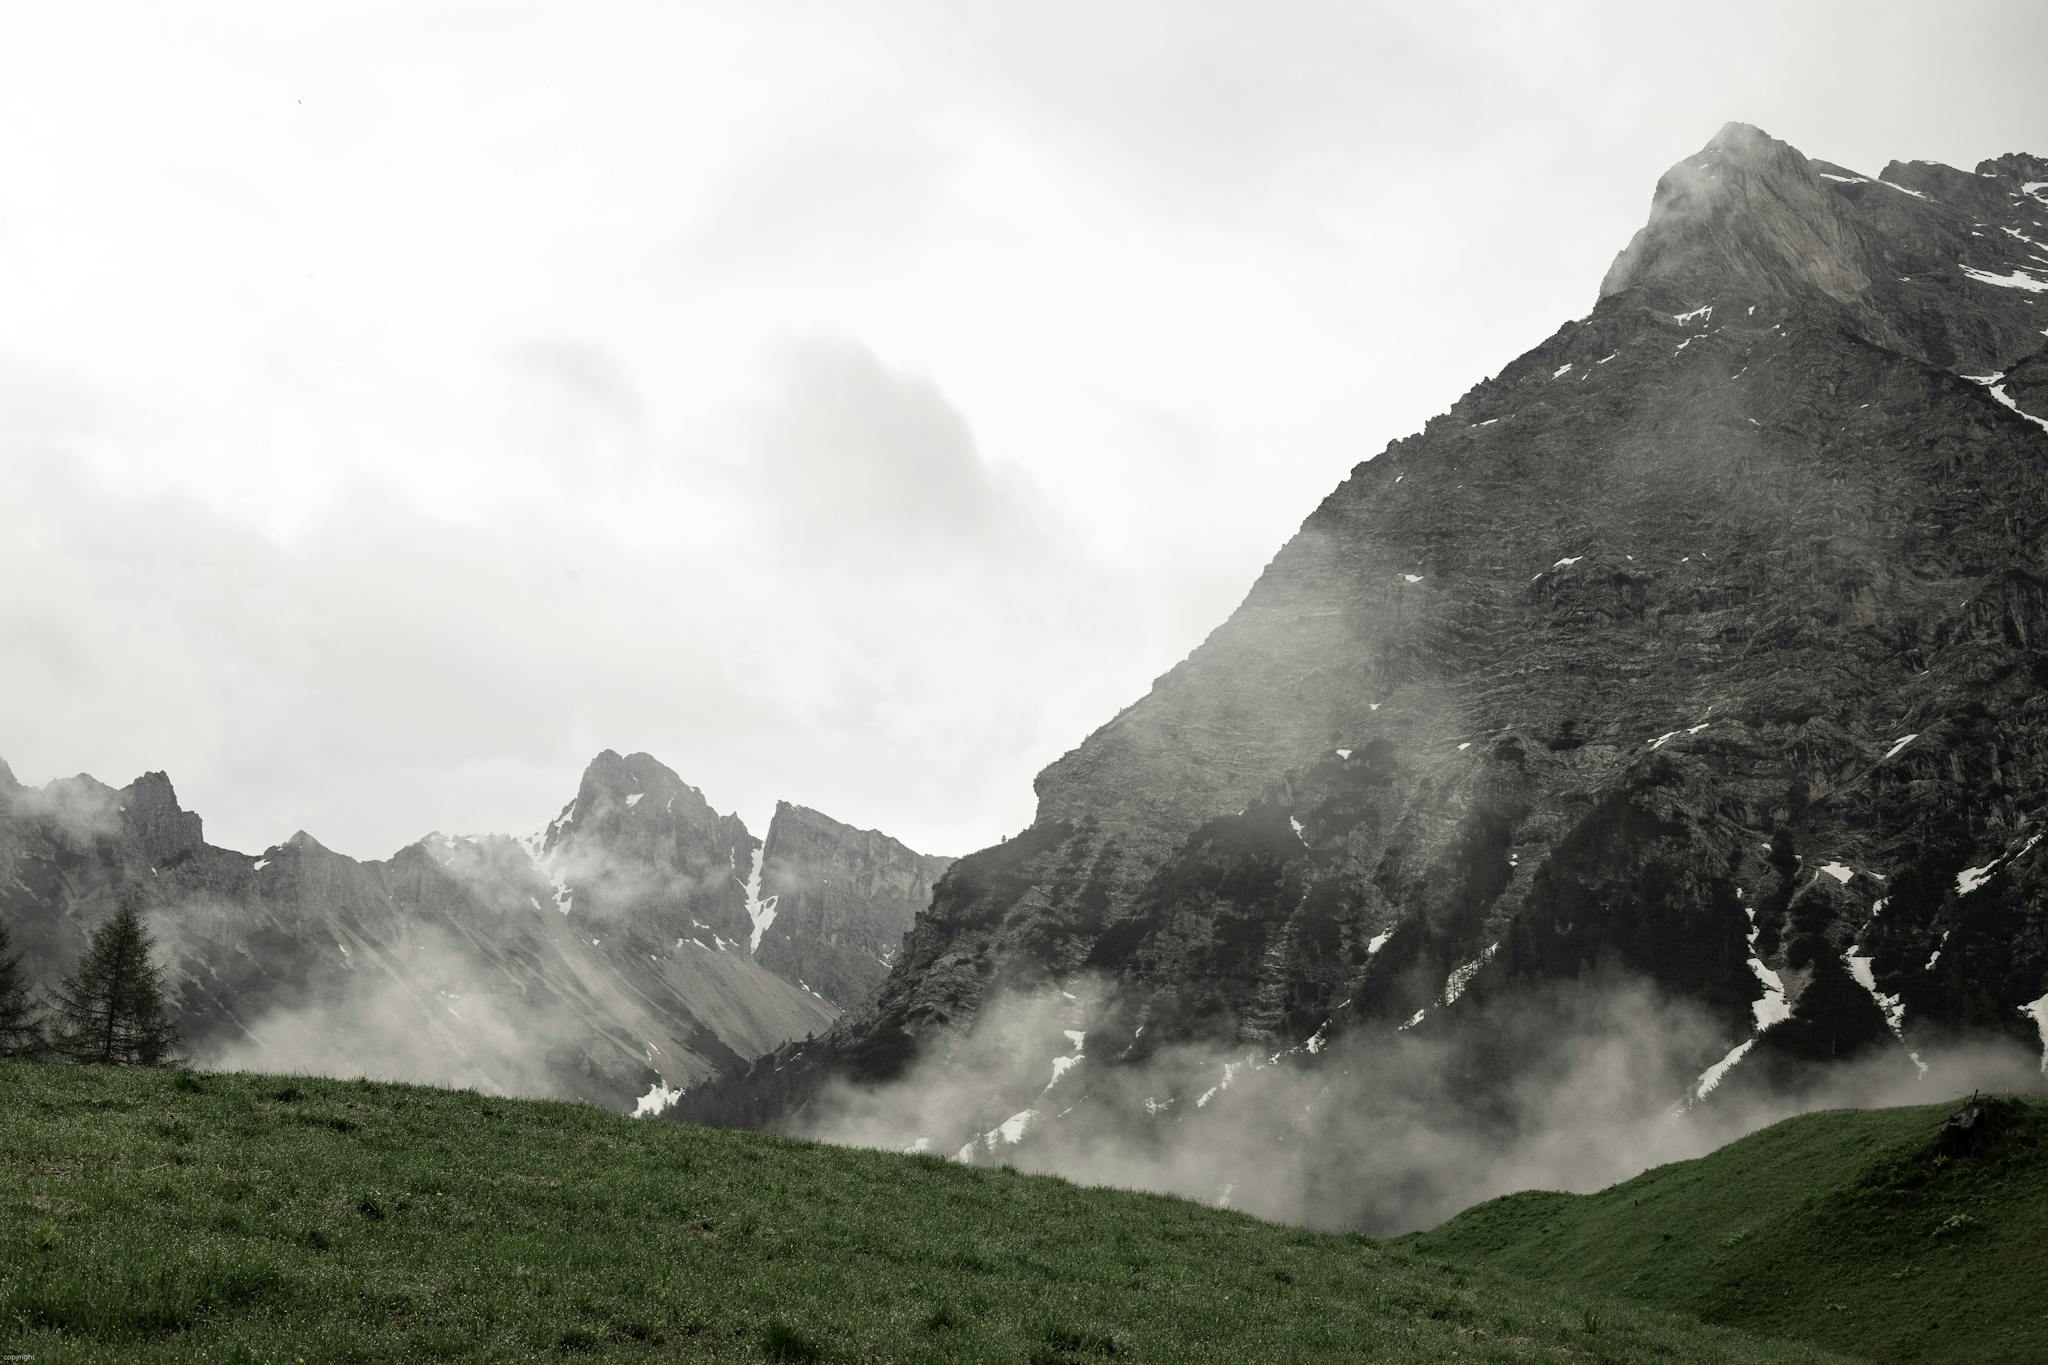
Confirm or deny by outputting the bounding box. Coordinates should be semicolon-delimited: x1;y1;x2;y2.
1599;122;1878;305
1975;151;2048;183
0;757;18;792
118;771;204;866
550;749;723;844
752;800;953;1010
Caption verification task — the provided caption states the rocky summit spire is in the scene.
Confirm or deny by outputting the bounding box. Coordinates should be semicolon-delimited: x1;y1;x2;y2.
1602;122;2048;378
1600;122;1882;305
119;771;204;867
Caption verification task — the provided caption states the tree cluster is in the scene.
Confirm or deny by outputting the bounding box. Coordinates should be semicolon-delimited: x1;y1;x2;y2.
1;899;181;1066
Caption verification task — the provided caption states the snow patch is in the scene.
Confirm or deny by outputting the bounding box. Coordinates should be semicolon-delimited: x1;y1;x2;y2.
2021;994;2048;1074
956;1108;1041;1162
1884;734;1919;761
1401;573;1424;584
1552;555;1583;569
1552;363;1573;379
1960;263;2048;293
1673;305;1713;324
1596;352;1618;364
1985;383;2048;433
1745;907;1789;1030
252;858;270;872
625;792;643;808
1366;930;1393;957
632;1081;682;1119
1335;748;1352;760
1196;1059;1246;1108
1957;832;2044;895
1844;946;1907;1038
1289;816;1308;846
1440;942;1499;1007
1650;722;1710;750
739;843;778;952
1818;862;1853;884
1692;1040;1754;1102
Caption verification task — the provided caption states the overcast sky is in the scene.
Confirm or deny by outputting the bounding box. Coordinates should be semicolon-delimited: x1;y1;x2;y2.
4;1;2044;861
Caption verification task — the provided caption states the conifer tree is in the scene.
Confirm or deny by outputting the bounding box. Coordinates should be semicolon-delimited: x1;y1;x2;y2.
48;900;181;1066
0;920;43;1059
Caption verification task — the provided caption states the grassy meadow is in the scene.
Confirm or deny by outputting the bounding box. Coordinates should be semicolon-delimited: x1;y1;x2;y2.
1405;1094;2048;1365
0;1059;1858;1363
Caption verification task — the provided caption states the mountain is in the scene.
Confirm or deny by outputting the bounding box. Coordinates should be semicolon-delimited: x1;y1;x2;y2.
675;126;2048;1214
752;801;953;1011
1405;1093;2048;1365
0;749;941;1110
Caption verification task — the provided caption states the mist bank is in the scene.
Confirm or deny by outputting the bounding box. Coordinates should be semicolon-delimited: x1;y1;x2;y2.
797;974;2047;1235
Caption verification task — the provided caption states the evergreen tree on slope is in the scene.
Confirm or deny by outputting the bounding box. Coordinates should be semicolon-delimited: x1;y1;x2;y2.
0;921;43;1058
48;900;180;1066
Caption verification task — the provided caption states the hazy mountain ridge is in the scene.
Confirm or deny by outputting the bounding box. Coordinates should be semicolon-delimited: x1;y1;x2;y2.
0;748;941;1109
753;800;954;1011
674;125;2048;1215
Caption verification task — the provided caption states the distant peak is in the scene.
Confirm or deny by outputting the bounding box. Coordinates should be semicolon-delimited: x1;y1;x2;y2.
576;748;683;796
1975;151;2048;183
1704;121;1777;154
0;756;16;791
123;770;181;808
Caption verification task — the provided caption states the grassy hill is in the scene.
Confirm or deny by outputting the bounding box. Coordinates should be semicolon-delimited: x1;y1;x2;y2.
0;1062;1850;1364
1404;1095;2048;1365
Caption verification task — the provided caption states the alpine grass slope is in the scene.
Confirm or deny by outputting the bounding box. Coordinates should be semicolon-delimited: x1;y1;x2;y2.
1406;1093;2048;1365
0;1058;1855;1365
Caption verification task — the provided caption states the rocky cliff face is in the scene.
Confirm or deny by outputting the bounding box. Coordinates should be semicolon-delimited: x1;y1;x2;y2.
675;126;2048;1167
1;750;945;1110
751;801;952;1010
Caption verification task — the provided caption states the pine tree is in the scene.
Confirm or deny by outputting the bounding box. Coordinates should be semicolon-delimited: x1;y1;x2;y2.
0;920;44;1059
48;900;181;1066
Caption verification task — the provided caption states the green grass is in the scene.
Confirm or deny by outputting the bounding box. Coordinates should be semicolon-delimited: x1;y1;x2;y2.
0;1060;1851;1363
1404;1095;2048;1365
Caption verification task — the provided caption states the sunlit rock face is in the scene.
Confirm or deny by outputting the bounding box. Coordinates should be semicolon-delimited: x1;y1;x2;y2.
0;749;944;1111
678;125;2048;1146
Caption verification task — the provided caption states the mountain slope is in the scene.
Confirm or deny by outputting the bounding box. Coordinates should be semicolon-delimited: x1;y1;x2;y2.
1405;1093;2048;1365
0;1058;1856;1365
0;750;943;1109
677;126;2048;1207
752;800;952;1011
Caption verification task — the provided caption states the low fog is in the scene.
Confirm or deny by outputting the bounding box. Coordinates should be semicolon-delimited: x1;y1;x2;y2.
802;975;2048;1234
193;920;578;1101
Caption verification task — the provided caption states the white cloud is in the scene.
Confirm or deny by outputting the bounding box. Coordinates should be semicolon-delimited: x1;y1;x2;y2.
2;0;2043;858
